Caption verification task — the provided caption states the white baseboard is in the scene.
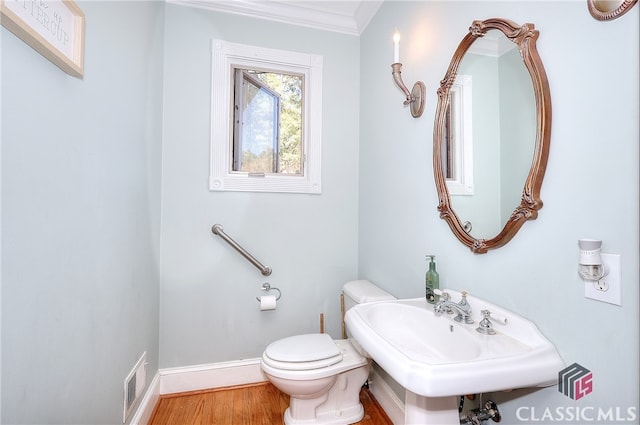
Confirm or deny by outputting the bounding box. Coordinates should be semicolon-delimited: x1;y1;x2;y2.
369;368;405;425
130;358;266;425
131;358;404;425
159;358;267;395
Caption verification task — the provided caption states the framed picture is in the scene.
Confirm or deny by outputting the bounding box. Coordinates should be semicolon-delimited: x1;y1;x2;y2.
1;0;85;78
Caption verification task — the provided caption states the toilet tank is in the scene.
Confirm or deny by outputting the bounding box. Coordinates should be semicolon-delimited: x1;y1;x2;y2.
341;280;395;340
342;280;395;311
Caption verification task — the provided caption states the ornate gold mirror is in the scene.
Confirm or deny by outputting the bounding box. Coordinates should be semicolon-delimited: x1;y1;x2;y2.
588;0;638;20
433;18;551;253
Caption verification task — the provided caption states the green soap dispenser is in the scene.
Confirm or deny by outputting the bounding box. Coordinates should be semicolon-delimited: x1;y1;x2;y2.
425;255;440;304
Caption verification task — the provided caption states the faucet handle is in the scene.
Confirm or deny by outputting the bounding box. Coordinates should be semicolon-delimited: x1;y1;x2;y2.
433;289;450;301
476;309;509;335
458;290;469;306
476;310;496;335
488;311;508;325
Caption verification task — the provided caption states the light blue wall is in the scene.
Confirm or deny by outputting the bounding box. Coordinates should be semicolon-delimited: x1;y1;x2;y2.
1;1;164;423
159;4;360;367
360;1;638;423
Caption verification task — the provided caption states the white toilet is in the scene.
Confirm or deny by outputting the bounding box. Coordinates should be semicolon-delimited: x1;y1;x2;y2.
260;280;395;425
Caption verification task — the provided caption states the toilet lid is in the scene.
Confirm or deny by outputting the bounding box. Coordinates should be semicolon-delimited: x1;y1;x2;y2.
264;334;342;370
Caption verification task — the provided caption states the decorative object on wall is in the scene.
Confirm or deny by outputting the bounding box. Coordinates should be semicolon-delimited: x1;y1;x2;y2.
433;18;552;253
391;31;425;118
587;0;638;21
0;0;85;78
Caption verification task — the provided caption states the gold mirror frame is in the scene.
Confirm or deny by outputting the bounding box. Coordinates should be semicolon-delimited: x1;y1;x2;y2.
588;0;638;20
433;18;551;254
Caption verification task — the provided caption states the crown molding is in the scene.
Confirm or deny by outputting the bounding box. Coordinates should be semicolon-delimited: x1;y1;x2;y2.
167;0;383;35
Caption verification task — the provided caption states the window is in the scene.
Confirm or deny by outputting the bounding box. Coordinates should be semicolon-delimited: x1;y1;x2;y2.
442;74;473;196
210;40;323;194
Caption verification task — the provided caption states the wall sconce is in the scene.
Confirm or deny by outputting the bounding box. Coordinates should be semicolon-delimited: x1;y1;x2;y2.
577;239;606;283
391;31;426;118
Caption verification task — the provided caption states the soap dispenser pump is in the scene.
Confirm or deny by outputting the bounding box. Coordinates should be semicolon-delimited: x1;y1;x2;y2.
425;255;440;304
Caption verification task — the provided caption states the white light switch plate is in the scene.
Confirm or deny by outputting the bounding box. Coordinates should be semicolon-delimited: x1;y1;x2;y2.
585;253;621;306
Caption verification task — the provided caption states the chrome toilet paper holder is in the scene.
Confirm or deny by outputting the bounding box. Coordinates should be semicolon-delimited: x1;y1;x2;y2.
256;282;281;302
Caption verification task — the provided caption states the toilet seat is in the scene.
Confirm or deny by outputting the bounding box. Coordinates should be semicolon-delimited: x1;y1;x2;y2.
261;337;368;382
263;334;343;371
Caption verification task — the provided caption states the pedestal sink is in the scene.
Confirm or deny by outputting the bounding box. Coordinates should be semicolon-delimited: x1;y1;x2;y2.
345;290;564;424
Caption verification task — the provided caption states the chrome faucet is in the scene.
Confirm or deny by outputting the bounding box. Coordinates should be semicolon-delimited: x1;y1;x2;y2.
433;290;474;324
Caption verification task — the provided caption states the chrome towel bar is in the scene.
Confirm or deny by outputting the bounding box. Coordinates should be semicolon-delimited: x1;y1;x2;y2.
211;224;272;276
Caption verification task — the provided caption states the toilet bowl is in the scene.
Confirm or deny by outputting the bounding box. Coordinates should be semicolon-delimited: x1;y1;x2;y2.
261;333;370;425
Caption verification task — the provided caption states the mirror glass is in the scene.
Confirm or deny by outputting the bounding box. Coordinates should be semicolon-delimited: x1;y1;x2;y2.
433;19;552;253
445;30;536;237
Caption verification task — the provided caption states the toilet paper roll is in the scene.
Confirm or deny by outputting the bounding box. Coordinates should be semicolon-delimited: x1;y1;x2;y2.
259;295;277;311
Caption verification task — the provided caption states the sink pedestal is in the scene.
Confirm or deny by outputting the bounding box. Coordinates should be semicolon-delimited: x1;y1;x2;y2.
405;391;459;425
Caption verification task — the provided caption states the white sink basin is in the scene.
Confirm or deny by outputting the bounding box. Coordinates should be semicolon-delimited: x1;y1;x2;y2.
345;290;564;398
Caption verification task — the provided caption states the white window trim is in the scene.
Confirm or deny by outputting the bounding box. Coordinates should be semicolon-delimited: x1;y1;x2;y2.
446;74;474;196
210;39;323;194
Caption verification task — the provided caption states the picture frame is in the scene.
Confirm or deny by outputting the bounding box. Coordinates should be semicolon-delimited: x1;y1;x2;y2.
1;0;85;78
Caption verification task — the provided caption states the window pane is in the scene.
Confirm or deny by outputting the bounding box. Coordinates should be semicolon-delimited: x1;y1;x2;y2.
234;70;279;173
232;68;303;175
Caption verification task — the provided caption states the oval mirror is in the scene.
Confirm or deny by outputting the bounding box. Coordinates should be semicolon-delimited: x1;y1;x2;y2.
433;18;551;254
588;0;638;20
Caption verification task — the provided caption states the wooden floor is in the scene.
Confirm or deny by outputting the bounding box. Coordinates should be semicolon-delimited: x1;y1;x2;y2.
149;382;393;425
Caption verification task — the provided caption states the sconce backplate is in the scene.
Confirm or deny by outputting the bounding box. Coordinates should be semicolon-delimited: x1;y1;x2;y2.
410;81;426;118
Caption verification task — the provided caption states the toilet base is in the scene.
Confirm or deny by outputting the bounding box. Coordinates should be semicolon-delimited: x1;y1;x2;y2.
281;364;369;425
283;402;364;425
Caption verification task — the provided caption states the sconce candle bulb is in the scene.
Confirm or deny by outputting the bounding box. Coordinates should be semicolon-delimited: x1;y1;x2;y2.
393;31;400;63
